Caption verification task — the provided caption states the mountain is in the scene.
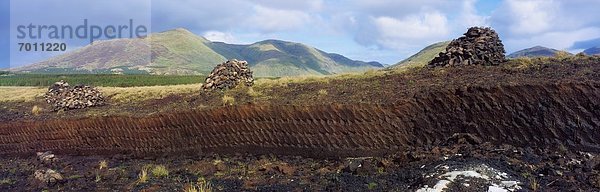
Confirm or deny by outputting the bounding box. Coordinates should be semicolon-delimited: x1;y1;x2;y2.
583;47;600;55
16;28;383;76
209;40;383;76
389;41;450;69
507;46;572;58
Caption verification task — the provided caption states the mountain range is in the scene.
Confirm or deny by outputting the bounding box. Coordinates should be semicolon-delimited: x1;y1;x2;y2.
388;43;592;71
506;46;572;58
16;28;383;77
583;47;600;55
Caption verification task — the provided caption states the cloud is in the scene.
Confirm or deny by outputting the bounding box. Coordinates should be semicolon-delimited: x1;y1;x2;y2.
10;0;600;66
504;27;600;52
571;37;600;50
503;0;558;35
249;0;323;11
330;0;492;58
352;0;456;18
9;0;152;67
372;11;449;51
246;5;312;32
458;0;488;28
203;31;237;43
490;0;600;52
151;0;250;32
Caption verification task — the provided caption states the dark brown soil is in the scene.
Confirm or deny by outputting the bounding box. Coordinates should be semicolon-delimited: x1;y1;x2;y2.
1;56;600;191
1;139;599;191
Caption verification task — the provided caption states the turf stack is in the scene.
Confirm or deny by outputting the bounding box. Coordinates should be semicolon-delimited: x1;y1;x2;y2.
428;27;506;67
44;80;106;111
201;59;254;91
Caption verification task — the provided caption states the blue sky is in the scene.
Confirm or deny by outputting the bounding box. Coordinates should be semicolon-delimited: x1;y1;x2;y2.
2;0;600;69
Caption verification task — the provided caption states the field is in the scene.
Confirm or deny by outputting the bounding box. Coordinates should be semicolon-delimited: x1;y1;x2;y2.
1;56;600;191
0;74;205;87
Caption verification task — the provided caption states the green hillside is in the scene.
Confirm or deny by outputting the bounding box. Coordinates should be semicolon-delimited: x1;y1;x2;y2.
208;40;384;77
148;28;226;74
390;41;450;69
17;28;383;77
507;46;572;58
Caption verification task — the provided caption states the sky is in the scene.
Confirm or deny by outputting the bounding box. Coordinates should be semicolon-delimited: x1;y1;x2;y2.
2;0;600;69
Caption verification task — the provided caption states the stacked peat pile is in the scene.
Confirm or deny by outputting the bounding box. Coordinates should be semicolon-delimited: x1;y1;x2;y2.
201;59;254;91
44;80;105;111
428;27;505;67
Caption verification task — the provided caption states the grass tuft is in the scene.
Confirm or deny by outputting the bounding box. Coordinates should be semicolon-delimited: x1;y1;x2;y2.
529;177;539;191
247;87;262;97
185;177;213;192
138;167;149;183
367;182;378;190
32;105;42;116
318;89;328;96
222;95;235;106
0;178;14;185
151;165;169;178
99;160;108;170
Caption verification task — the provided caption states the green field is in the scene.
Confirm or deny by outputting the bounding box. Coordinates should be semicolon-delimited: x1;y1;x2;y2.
0;74;205;87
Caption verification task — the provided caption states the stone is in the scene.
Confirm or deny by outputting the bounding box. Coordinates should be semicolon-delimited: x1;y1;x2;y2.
342;158;363;173
429;27;506;67
34;169;63;185
44;80;105;111
36;151;56;162
201;59;254;91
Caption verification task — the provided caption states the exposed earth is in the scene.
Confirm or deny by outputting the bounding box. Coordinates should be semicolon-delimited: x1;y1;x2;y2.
1;138;599;191
1;56;600;191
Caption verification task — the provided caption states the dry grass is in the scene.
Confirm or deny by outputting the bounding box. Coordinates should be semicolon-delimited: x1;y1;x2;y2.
138;167;149;183
0;84;201;104
0;70;386;105
246;87;262;97
100;83;200;103
318;89;328;96
0;178;14;185
222;95;235;106
530;177;539;191
0;87;45;102
31;105;42;116
151;165;169;178
99;160;108;170
184;177;213;192
253;70;388;89
0;66;417;107
255;75;328;87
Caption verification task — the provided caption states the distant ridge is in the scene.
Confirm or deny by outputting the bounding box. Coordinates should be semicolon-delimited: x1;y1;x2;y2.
390;41;450;69
16;28;383;77
583;47;600;55
507;46;572;58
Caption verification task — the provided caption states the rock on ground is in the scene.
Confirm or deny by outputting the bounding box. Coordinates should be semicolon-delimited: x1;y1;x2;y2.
429;27;506;67
44;80;105;111
34;169;63;185
201;59;254;91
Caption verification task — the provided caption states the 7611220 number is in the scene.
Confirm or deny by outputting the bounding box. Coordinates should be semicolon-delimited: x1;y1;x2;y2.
18;43;67;52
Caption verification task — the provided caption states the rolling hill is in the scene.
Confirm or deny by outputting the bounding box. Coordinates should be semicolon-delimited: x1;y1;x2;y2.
389;41;450;69
507;46;572;58
209;40;383;76
583;47;600;55
16;28;383;77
